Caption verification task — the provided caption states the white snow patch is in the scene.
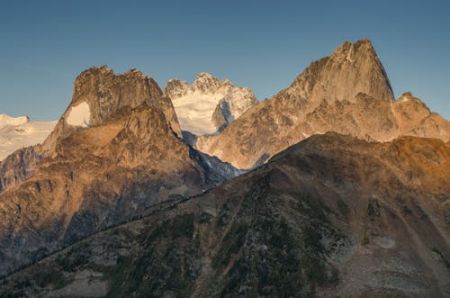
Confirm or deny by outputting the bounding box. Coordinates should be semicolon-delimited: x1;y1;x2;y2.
167;73;256;136
0;117;56;161
172;91;224;135
0;114;29;128
66;102;91;127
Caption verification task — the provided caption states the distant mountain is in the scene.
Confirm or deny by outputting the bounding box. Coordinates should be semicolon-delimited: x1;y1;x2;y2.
0;114;55;161
196;39;450;169
164;72;257;135
1;39;450;297
0;66;238;278
2;133;449;297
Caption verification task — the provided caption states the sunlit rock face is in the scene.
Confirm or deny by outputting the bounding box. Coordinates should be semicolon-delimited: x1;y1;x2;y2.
164;72;257;135
1;39;450;297
0;66;239;278
196;39;450;169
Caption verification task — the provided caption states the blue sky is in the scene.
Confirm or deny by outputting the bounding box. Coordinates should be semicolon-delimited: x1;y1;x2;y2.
0;0;449;120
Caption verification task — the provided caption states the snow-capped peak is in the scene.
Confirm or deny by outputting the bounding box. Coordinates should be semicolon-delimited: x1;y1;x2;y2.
0;113;56;161
164;73;257;136
193;72;222;93
0;114;30;129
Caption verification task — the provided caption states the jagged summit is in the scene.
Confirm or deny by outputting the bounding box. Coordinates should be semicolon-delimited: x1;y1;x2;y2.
164;72;256;135
0;65;239;277
195;39;450;169
284;39;394;105
1;40;450;297
397;91;424;103
42;66;182;151
194;72;221;89
333;38;376;56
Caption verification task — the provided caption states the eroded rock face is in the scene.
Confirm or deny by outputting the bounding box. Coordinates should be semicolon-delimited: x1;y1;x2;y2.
51;67;181;145
164;72;257;135
0;67;238;278
196;40;450;169
0;146;42;192
0;114;56;193
284;39;394;105
0;67;185;195
2;133;449;297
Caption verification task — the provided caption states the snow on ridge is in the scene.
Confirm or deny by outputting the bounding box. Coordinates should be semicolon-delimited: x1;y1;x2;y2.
172;91;223;135
66;102;91;127
0;114;29;128
0;119;56;161
167;73;257;136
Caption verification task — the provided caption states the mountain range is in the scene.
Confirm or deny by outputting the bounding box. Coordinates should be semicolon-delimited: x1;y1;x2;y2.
0;39;449;297
196;39;450;169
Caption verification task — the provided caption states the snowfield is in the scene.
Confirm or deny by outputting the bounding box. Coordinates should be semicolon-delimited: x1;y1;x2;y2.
0;114;56;161
172;91;224;135
166;73;257;136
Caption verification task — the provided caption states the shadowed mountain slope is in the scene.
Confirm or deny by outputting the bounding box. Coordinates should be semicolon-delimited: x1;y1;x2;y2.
2;133;449;297
0;67;238;278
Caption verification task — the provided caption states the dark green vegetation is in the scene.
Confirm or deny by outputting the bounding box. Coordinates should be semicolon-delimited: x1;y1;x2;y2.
1;133;450;297
0;168;349;298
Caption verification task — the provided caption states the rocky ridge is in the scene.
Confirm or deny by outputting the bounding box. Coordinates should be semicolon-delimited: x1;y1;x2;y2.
196;40;450;169
0;39;450;297
1;133;449;297
0;67;238;278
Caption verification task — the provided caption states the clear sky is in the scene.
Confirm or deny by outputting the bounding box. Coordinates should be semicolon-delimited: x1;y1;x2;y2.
0;0;449;120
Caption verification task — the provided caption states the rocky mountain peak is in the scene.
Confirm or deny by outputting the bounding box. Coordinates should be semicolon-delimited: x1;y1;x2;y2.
332;38;376;59
41;66;182;151
0;65;241;277
394;92;430;113
165;79;190;98
195;39;450;170
397;91;422;102
69;66;163;127
193;72;225;94
284;39;394;105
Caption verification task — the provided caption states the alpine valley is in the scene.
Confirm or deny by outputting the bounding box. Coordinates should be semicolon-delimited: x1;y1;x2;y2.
0;39;449;297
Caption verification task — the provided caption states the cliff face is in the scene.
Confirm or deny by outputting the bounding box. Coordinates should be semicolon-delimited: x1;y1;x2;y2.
0;147;41;193
0;67;182;195
283;39;394;105
196;40;450;169
2;133;449;297
45;66;182;151
0;67;237;278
